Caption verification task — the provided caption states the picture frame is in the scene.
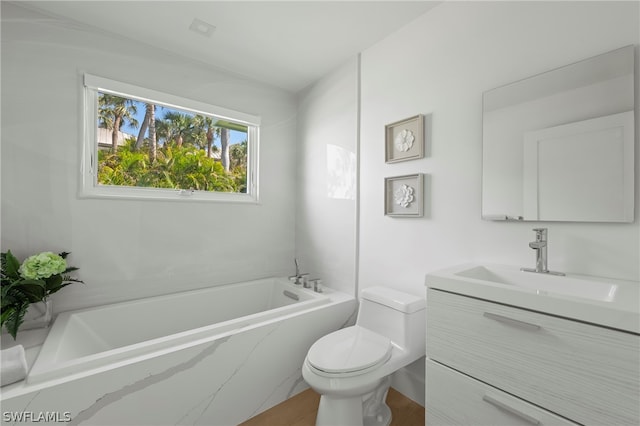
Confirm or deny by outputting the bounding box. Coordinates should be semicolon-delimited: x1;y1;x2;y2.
384;174;423;217
385;114;424;163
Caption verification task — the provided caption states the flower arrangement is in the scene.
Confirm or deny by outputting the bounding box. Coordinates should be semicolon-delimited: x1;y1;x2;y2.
1;250;83;339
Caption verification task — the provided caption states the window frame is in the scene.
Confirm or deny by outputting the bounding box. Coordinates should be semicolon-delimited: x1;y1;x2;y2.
80;73;260;203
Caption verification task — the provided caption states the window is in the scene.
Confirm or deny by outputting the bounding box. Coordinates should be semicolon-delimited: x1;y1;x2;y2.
81;74;260;202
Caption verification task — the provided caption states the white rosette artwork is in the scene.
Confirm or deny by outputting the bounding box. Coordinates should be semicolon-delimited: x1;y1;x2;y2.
394;129;415;153
385;174;423;217
394;184;414;208
385;115;424;163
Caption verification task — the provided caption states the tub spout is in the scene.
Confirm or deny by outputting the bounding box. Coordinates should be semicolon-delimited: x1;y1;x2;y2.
288;258;309;285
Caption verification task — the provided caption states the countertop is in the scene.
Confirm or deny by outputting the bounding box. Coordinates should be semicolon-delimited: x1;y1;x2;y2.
425;263;640;334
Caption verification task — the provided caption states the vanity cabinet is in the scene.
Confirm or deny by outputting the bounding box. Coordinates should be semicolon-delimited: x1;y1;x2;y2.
426;360;578;426
426;288;640;426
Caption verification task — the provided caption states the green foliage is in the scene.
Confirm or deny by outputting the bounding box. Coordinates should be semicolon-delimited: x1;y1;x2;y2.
98;140;245;193
98;93;138;131
1;251;83;339
95;94;250;193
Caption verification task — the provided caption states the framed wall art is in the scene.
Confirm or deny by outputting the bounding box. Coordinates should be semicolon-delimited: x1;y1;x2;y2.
384;173;423;217
385;114;424;163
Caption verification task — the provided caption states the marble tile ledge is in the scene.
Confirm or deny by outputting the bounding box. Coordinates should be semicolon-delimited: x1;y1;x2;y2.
1;328;49;390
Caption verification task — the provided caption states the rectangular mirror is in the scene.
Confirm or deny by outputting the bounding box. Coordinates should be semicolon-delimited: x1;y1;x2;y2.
482;45;635;222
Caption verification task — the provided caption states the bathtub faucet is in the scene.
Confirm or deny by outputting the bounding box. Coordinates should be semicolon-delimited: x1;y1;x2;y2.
289;258;309;286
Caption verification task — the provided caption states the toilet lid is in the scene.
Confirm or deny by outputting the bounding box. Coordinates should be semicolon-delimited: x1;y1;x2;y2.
307;326;392;374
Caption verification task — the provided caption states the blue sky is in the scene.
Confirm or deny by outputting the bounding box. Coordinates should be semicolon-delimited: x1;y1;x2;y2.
122;100;247;145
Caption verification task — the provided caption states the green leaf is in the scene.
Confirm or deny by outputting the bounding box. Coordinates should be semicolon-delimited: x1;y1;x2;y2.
1;308;12;326
1;279;46;310
2;300;29;339
61;276;84;285
3;279;43;294
1;291;17;309
2;250;22;280
47;281;77;295
44;274;63;293
18;280;47;302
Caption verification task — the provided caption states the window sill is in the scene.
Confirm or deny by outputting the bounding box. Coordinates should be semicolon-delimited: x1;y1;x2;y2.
78;185;259;204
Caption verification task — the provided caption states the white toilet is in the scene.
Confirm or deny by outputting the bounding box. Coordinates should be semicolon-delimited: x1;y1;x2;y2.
302;286;426;426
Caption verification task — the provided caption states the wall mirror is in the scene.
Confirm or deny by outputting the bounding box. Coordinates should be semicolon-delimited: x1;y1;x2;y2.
482;45;635;222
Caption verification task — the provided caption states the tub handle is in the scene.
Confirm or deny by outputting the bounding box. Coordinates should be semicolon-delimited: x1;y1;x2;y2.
283;290;299;301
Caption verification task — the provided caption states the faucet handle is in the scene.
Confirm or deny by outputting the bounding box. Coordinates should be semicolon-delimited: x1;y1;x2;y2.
308;278;323;293
532;228;547;241
295;273;309;286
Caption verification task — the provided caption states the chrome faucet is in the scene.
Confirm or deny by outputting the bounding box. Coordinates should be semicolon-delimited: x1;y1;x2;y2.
521;228;565;276
288;258;309;286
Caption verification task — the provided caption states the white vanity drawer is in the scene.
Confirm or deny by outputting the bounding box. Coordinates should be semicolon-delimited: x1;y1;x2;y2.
426;360;579;426
426;289;640;426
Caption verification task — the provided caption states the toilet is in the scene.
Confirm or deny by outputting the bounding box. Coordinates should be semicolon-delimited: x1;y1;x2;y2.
302;286;426;426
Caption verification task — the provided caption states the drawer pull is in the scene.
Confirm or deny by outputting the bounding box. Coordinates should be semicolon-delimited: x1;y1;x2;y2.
483;312;541;331
482;395;541;425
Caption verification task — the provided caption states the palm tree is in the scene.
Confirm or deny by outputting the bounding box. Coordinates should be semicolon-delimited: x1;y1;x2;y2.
215;120;248;172
158;111;195;147
98;94;138;152
136;103;157;163
193;115;217;157
220;127;230;172
148;105;157;163
229;140;248;171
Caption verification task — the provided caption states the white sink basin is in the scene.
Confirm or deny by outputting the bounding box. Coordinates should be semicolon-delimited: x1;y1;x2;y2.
454;265;618;302
425;263;640;333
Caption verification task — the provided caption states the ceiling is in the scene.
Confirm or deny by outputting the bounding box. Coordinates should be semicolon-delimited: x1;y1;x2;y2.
5;1;440;93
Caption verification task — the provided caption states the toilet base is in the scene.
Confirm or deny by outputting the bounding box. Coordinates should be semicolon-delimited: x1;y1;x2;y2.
363;376;392;426
363;404;391;426
316;395;364;426
314;376;392;426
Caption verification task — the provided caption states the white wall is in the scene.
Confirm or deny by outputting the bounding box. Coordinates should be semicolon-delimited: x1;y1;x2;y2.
0;4;298;312
358;1;640;298
7;2;636;313
294;4;639;404
296;58;359;295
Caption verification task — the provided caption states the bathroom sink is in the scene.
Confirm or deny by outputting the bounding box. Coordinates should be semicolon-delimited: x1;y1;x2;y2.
425;263;640;334
454;265;617;302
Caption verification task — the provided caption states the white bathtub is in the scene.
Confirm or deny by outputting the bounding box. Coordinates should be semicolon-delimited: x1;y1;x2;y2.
2;278;355;425
29;278;331;384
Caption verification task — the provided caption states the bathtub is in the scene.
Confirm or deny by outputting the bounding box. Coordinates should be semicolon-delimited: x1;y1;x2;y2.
27;277;331;384
2;278;356;425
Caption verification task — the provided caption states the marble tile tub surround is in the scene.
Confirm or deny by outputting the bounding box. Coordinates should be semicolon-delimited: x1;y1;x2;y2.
0;289;356;425
26;278;332;385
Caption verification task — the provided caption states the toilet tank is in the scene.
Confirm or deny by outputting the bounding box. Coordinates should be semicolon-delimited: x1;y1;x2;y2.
357;287;426;352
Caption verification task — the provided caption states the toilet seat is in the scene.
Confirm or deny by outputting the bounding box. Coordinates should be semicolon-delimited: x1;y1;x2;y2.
307;326;392;376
